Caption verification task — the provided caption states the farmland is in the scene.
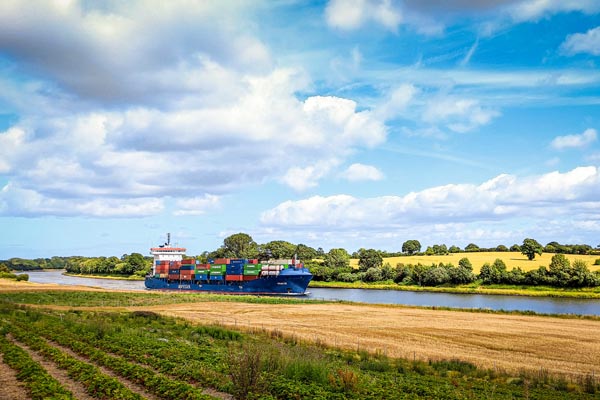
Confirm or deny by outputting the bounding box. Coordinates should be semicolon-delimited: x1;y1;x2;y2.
1;281;599;398
350;251;600;273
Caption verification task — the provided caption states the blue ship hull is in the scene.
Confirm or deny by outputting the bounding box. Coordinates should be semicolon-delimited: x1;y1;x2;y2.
145;267;312;295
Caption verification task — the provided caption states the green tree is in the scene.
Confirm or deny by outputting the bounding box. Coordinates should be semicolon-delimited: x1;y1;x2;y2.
458;257;473;271
495;245;508;252
449;245;461;253
222;233;258;258
295;244;318;261
324;248;350;269
521;238;543;261
465;243;480;252
402;240;421;255
357;249;383;272
260;240;296;259
510;244;521;252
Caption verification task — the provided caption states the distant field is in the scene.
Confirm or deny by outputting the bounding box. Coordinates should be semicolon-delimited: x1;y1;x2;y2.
350;252;600;273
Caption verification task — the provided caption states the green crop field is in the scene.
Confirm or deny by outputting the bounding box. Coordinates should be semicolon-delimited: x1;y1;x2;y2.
351;252;600;273
1;292;599;399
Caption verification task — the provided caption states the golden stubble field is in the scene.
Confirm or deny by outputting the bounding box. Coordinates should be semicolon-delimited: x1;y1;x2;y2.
3;280;600;378
350;251;600;273
147;301;600;378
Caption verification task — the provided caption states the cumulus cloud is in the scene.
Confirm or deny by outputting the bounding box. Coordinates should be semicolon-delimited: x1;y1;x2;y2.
0;0;271;103
340;163;384;181
423;96;499;133
551;128;597;150
561;26;600;56
261;166;600;229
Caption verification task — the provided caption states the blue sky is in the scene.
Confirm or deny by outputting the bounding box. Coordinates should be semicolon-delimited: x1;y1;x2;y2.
1;0;600;258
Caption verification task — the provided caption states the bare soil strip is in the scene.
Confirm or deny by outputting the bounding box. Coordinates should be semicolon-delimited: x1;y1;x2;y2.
8;335;93;400
44;338;161;400
0;354;29;400
143;301;600;378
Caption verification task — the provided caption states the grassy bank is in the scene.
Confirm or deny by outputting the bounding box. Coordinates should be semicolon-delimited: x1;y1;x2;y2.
309;280;600;299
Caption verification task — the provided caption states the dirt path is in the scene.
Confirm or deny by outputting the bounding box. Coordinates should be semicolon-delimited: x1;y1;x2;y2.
7;335;93;400
0;354;29;400
144;301;600;378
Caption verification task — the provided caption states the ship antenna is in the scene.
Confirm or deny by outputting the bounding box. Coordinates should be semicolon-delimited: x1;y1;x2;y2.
167;233;171;246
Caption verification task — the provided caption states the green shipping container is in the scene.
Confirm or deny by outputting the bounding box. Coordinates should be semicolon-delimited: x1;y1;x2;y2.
209;271;224;276
243;271;260;276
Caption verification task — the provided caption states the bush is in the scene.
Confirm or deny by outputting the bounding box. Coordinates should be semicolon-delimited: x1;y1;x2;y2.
15;274;29;281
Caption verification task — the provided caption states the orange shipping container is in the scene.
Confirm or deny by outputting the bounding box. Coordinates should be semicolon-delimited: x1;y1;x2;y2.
242;275;258;281
214;258;231;264
225;274;243;281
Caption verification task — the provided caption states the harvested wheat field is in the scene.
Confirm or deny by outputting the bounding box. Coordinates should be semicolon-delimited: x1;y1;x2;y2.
146;301;600;378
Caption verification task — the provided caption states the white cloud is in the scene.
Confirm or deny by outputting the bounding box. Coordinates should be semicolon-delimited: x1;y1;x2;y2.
174;195;221;216
551;128;597;150
508;0;600;22
261;166;600;229
561;26;600;56
0;183;164;217
340;163;384;181
325;0;402;32
324;0;600;36
422;96;500;133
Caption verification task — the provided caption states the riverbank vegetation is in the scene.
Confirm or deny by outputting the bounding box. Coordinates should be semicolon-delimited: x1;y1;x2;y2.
1;301;598;399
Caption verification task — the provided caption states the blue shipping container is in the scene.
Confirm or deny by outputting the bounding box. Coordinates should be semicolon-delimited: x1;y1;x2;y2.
209;275;224;281
180;265;194;270
168;269;180;274
195;274;208;280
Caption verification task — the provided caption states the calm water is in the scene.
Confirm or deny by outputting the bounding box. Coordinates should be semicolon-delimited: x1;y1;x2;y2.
19;270;600;316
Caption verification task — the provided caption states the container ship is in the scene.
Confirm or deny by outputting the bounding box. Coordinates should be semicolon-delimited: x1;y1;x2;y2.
145;235;312;295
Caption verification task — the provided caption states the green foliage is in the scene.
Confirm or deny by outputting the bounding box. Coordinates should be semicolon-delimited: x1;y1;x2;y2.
260;240;296;259
522;238;543;260
15;273;29;281
221;232;259;258
465;243;480;252
0;334;74;399
357;248;383;272
510;244;521;252
402;240;421;255
448;245;461;253
496;245;509;252
324;248;350;269
1;302;598;399
295;243;318;260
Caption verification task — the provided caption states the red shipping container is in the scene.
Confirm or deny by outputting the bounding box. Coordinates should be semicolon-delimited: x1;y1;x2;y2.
214;258;230;264
181;258;195;265
168;274;180;280
242;275;258;281
248;259;258;264
225;274;243;281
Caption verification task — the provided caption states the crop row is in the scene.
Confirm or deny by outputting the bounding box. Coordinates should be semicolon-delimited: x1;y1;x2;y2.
0;329;74;400
25;310;231;391
10;317;213;400
8;323;143;400
4;305;598;399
